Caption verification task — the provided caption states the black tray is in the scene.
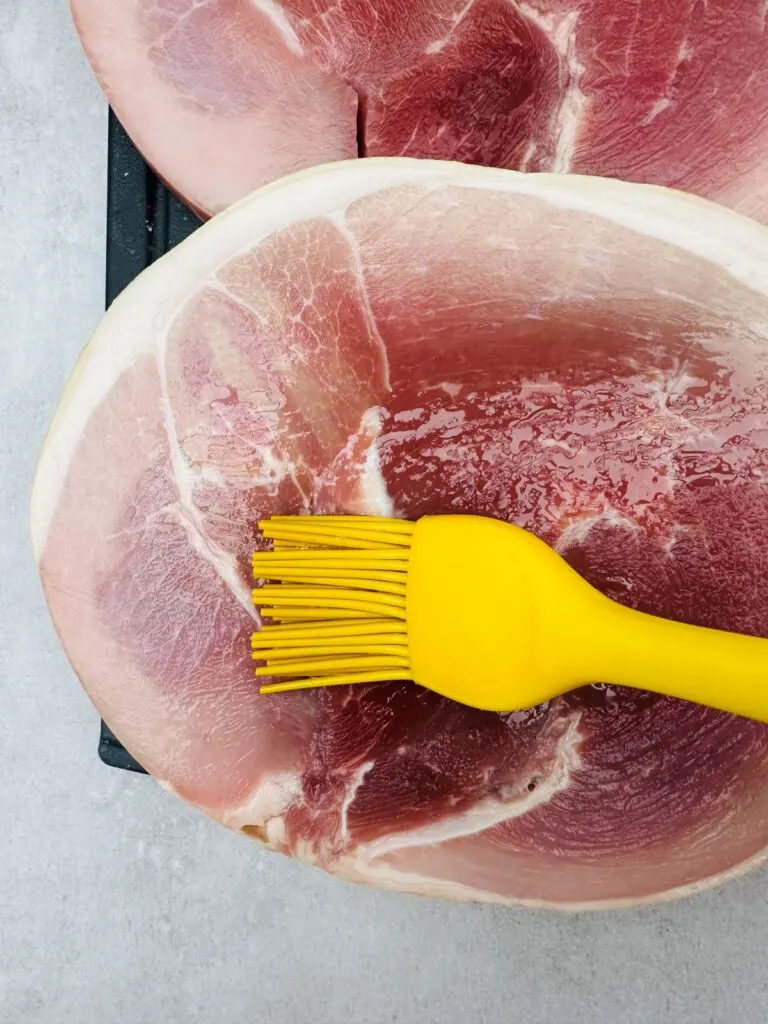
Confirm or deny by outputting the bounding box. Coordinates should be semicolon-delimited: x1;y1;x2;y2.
99;111;202;773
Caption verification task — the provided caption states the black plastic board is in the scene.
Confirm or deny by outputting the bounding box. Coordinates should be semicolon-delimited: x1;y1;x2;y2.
99;111;202;772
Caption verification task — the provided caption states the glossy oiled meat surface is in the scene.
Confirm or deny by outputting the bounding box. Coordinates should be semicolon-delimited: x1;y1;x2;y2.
32;162;768;906
72;0;768;218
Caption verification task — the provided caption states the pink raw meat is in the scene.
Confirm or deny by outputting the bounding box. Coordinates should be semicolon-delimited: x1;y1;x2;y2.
32;160;768;906
71;0;768;219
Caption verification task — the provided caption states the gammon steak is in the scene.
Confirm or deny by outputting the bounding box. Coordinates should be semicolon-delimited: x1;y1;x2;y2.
71;0;768;220
32;159;768;907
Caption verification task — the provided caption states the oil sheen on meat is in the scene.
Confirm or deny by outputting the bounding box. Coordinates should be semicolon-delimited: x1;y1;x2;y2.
32;163;768;906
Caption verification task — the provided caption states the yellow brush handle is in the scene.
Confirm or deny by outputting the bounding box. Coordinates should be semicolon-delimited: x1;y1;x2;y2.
582;600;768;721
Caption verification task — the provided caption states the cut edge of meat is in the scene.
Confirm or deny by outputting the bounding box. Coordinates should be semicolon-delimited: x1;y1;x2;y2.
328;840;768;911
31;158;768;563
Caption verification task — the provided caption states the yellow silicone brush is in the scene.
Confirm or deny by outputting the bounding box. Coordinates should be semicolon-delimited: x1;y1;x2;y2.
251;514;768;720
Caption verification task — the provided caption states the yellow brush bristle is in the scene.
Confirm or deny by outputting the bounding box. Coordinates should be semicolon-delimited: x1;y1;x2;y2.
251;516;414;694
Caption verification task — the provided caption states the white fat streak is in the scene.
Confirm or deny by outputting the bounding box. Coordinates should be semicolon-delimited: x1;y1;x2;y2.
32;157;768;555
155;320;257;620
339;760;375;840
518;4;588;173
208;278;270;325
643;97;672;125
425;0;477;54
662;523;691;555
641;35;691;125
354;714;582;859
649;365;702;402
555;509;640;553
248;0;304;55
519;140;538;171
250;445;296;491
551;55;588;172
221;771;303;833
357;409;396;517
326;209;392;392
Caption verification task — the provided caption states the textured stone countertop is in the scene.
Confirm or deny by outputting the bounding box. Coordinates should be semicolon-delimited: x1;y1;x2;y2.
3;3;768;1022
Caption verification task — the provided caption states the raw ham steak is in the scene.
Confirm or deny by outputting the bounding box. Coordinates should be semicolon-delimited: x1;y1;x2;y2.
71;0;768;219
33;161;768;907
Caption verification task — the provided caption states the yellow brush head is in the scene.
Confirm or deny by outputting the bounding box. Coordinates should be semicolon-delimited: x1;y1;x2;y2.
251;512;598;709
251;512;595;709
251;516;417;693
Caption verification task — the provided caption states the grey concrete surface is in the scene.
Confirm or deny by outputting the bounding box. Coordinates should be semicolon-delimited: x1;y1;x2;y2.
3;3;768;1023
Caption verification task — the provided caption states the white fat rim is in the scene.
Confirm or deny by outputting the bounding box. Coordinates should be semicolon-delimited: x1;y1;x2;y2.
30;158;768;558
330;840;768;911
